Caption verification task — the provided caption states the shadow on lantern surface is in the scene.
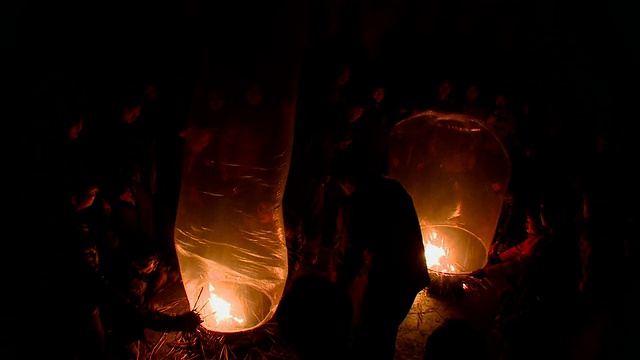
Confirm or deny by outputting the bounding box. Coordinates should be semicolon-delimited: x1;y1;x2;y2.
172;1;307;333
389;111;510;274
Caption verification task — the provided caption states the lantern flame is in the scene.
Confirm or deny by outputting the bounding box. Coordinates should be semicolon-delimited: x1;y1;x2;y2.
208;284;245;327
424;230;456;273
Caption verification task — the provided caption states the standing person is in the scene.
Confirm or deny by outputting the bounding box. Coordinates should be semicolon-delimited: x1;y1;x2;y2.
96;87;156;243
462;83;489;121
276;274;353;360
42;172;108;360
332;151;430;360
486;91;517;147
425;78;459;113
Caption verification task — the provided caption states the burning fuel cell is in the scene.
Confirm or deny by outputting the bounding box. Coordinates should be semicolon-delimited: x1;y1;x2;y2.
389;111;511;274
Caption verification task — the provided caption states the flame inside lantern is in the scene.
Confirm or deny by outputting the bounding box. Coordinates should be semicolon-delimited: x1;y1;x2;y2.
181;280;247;330
421;224;487;274
424;230;456;273
176;221;288;333
208;284;244;326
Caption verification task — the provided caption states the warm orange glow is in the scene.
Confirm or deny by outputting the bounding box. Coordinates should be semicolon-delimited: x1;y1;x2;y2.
184;279;250;332
208;284;245;327
389;112;511;274
424;230;456;273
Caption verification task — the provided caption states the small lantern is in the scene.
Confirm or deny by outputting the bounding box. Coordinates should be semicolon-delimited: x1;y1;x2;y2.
388;111;510;274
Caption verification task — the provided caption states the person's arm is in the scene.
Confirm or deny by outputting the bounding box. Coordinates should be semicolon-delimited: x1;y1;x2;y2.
483;254;531;279
139;308;203;333
96;270;202;333
83;238;202;334
497;242;526;262
484;235;545;278
498;234;542;262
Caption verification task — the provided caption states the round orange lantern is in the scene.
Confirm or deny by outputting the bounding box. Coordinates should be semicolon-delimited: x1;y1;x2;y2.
388;111;511;274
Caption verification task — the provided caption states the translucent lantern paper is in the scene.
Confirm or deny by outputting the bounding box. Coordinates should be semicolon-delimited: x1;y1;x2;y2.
173;2;307;333
388;111;510;274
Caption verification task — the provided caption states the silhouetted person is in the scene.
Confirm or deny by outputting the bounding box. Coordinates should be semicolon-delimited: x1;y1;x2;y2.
43;169;202;360
332;150;430;359
492;182;583;360
427;79;459;113
276;274;353;360
423;318;491;360
462;84;489;121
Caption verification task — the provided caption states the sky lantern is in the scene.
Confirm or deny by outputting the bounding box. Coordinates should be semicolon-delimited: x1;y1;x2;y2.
388;111;511;274
172;1;307;333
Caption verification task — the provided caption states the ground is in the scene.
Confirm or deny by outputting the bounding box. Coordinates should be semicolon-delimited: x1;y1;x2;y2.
395;277;503;360
139;272;505;360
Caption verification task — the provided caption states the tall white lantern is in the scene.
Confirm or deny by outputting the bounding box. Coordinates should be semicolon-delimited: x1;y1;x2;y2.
173;1;307;332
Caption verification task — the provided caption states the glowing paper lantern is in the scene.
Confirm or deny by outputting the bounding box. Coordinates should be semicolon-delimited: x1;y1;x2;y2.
388;111;510;274
173;2;307;332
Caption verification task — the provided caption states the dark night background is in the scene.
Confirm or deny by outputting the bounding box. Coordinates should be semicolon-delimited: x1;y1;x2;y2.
7;0;639;121
4;0;639;357
6;0;639;148
6;0;639;185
